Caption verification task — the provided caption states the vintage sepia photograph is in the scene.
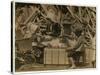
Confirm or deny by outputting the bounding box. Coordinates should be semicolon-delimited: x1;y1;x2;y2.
11;2;96;72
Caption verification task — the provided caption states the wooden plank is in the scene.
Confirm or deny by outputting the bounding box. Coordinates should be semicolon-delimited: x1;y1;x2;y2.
59;49;65;64
44;48;52;64
52;49;59;64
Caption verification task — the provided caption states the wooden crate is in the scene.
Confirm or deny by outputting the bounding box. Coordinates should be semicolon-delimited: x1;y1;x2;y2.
44;48;69;65
85;48;95;64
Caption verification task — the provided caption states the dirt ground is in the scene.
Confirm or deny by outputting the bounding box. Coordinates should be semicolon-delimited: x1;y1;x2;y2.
16;63;92;72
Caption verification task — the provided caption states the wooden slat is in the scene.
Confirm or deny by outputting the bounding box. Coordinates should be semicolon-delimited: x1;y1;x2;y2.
52;49;59;64
59;49;65;64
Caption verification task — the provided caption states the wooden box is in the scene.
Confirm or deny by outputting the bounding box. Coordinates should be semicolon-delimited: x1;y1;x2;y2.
44;48;69;65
